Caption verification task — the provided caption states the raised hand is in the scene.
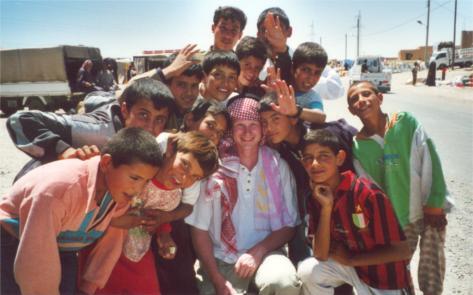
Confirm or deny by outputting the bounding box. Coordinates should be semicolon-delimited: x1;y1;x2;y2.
268;79;298;117
162;44;200;78
263;13;288;54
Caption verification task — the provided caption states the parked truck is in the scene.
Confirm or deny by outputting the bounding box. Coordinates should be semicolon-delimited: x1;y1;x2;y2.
429;47;473;69
349;55;392;93
0;45;102;115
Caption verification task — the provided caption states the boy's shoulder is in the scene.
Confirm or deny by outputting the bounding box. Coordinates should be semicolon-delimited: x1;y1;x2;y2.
340;171;387;205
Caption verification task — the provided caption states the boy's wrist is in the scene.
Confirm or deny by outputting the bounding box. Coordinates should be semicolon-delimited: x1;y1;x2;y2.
290;105;303;118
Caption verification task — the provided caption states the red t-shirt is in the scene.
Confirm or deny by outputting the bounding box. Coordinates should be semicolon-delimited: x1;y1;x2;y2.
308;171;413;290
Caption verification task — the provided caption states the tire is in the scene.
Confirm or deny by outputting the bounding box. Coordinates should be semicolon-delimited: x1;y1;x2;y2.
25;97;46;111
1;98;19;116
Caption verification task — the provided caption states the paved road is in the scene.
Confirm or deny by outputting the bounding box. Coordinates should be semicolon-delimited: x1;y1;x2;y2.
0;69;472;293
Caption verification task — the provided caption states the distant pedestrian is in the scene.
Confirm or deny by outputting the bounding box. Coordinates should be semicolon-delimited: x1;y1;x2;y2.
426;61;436;86
412;61;419;86
441;66;447;81
127;62;137;82
77;59;102;93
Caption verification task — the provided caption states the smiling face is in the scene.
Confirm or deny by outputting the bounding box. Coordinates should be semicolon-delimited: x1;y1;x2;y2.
160;152;204;190
293;63;323;93
121;98;169;137
260;110;296;145
101;156;159;205
232;119;262;153
168;75;201;113
212;18;242;51
204;65;238;102
301;143;345;187
194;113;228;145
238;56;265;87
347;82;383;121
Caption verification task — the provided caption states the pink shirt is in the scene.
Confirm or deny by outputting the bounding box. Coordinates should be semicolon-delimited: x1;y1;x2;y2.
0;156;128;295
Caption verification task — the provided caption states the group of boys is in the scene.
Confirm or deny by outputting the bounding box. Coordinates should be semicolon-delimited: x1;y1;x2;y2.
1;5;450;295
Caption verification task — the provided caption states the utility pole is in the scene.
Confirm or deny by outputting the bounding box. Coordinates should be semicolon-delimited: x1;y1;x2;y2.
345;33;348;62
452;0;457;68
424;0;430;66
356;11;361;58
310;21;315;42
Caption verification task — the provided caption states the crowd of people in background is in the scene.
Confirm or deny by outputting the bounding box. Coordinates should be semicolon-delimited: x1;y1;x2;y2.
1;5;451;295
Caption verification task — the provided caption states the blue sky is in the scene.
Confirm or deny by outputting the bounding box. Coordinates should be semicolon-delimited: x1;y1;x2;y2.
1;0;472;60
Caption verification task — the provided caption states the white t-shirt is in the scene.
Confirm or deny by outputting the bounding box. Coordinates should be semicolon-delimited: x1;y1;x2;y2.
185;149;299;264
156;132;200;205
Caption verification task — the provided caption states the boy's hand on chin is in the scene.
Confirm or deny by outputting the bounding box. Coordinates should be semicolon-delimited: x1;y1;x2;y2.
313;184;334;209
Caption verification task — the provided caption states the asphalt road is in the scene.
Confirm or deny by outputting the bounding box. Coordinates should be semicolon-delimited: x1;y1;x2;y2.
0;69;472;293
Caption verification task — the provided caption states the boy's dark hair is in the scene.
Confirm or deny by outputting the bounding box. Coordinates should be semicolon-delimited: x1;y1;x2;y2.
213;6;247;31
184;99;231;129
292;42;328;70
258;92;277;113
348;80;380;98
202;51;240;76
102;127;163;168
173;131;219;178
257;7;290;30
235;36;268;62
119;78;175;113
163;52;204;82
302;129;342;155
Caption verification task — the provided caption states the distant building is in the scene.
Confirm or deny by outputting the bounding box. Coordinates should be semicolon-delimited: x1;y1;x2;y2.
461;30;473;48
398;46;433;61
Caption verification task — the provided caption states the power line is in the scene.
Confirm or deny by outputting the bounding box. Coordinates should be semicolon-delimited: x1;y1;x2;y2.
432;0;472;23
364;0;452;37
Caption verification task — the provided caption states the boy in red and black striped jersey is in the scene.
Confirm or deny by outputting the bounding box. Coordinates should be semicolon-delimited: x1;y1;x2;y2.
297;129;414;295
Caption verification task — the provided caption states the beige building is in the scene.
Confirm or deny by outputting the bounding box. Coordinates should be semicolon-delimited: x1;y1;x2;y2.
461;31;473;48
398;46;433;61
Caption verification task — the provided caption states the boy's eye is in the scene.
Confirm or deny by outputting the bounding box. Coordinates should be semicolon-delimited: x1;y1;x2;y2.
138;112;150;120
302;67;312;74
348;95;359;103
206;122;216;130
212;72;222;80
361;90;372;97
301;156;314;164
155;117;166;125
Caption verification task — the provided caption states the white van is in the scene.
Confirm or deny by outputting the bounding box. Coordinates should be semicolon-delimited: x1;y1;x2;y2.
349;55;392;93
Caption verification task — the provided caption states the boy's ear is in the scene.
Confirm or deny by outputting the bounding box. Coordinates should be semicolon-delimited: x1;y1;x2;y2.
183;112;195;130
211;23;216;33
285;26;293;38
377;93;384;105
336;149;346;167
348;104;356;115
120;102;129;119
99;154;113;171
